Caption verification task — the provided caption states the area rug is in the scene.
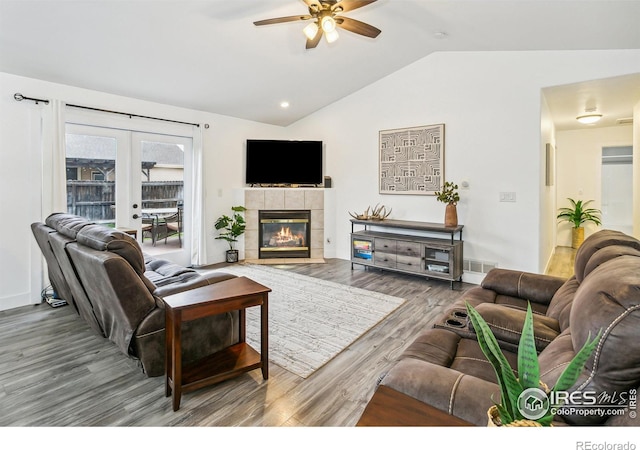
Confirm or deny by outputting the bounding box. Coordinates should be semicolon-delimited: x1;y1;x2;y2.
207;264;406;378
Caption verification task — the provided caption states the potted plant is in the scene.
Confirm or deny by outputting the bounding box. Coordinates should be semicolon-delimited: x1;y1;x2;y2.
214;205;247;263
466;301;601;426
556;198;602;249
435;181;460;227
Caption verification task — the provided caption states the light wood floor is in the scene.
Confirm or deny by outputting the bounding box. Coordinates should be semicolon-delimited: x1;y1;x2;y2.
0;258;474;427
546;246;576;279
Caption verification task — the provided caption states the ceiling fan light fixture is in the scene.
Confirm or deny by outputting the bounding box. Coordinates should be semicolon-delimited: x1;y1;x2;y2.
303;21;319;40
576;113;603;124
325;28;339;43
254;0;380;49
321;15;336;33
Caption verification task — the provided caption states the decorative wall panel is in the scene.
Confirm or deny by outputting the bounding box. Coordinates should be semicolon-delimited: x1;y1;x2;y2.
379;124;444;195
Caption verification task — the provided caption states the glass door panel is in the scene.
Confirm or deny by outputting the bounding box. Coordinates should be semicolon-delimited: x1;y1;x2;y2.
138;137;185;248
65;126;126;226
134;133;191;266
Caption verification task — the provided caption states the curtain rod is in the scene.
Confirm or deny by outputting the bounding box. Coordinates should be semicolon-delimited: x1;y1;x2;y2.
66;103;200;127
14;92;201;128
14;93;49;105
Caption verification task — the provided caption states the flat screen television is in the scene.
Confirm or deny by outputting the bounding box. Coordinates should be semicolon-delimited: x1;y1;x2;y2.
246;139;323;185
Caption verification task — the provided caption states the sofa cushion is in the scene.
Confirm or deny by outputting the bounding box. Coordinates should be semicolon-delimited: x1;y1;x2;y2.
480;268;565;306
45;212;93;239
398;328;518;384
573;229;640;283
545;276;579;331
76;224;145;275
473;303;560;352
460;285;549;315
144;258;200;287
583;245;640;278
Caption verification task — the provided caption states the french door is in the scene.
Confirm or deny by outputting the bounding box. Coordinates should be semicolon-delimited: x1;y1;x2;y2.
65;123;192;265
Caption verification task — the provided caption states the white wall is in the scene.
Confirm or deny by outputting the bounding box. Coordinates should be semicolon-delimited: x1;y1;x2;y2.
555;125;634;246
0;72;285;311
288;50;640;282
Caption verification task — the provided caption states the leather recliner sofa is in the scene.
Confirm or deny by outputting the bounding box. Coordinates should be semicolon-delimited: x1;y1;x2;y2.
375;229;640;426
32;213;239;377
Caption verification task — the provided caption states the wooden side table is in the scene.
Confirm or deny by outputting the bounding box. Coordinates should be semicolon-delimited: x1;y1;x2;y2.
163;276;271;411
116;227;137;239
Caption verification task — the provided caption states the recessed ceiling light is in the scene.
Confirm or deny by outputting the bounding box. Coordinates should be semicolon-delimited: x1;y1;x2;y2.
280;101;290;109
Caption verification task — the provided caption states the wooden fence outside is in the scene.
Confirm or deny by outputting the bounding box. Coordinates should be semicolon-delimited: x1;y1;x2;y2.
67;180;183;222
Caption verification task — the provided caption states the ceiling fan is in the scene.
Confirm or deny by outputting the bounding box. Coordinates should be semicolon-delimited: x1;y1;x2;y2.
254;0;381;49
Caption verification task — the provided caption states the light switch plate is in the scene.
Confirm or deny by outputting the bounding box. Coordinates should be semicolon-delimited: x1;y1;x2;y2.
499;192;516;202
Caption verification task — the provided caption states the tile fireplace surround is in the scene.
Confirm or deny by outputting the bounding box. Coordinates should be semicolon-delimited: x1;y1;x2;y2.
242;188;325;264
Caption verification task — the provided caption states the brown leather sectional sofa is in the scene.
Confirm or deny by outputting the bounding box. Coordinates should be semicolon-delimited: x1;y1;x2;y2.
32;213;238;376
377;229;640;426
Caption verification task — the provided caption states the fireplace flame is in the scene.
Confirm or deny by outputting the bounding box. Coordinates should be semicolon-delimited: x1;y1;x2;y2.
270;226;305;246
278;226;293;239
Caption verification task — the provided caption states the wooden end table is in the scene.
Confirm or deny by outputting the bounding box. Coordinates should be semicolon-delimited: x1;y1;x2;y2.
116;227;137;239
357;385;474;426
163;276;271;411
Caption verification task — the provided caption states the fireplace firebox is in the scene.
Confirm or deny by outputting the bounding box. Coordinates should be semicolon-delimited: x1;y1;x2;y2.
259;210;311;259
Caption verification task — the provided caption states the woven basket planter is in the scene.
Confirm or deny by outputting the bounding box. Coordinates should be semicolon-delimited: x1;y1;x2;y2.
571;227;585;249
487;405;543;427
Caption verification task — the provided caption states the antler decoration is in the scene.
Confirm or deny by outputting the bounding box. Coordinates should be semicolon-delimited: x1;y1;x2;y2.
349;203;392;220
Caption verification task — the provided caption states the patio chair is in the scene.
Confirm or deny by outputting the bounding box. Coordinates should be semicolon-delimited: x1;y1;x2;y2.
141;214;158;245
162;208;182;246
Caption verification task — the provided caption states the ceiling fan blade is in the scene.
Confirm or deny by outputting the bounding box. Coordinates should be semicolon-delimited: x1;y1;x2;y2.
332;0;377;13
301;0;322;10
306;28;323;49
335;16;381;38
254;15;312;26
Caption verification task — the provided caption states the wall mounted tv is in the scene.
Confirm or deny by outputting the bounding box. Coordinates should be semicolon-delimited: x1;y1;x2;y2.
246;139;323;186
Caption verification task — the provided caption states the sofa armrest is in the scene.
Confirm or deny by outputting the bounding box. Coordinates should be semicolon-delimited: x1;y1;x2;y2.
473;303;560;352
481;268;566;306
380;358;500;426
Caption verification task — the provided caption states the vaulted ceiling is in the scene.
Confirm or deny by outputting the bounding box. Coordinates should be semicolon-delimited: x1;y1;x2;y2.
1;0;639;127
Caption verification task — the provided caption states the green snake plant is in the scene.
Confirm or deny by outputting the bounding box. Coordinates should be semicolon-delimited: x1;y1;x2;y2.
466;301;601;426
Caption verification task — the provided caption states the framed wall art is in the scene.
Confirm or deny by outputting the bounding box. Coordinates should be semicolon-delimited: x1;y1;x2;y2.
379;124;444;195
